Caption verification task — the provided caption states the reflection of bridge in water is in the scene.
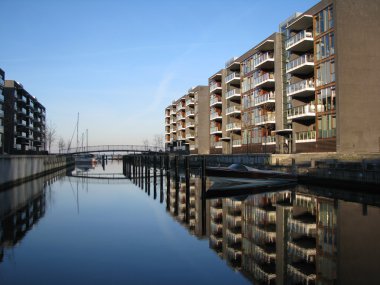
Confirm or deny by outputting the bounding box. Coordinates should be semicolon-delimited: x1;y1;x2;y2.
66;173;130;184
64;145;164;155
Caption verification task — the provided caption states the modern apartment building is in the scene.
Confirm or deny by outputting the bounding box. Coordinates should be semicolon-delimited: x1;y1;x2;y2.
165;86;209;154
165;0;380;154
0;69;4;154
3;80;46;154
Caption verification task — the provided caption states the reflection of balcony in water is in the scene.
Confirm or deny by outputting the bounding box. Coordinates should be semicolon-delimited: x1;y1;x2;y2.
287;262;316;285
288;212;316;236
288;237;316;263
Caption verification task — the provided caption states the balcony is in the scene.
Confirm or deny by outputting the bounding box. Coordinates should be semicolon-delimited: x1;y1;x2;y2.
18;108;27;116
0;94;4;103
177;124;185;131
254;72;275;88
286;54;314;75
226;106;241;116
225;89;241;100
210;96;222;107
210;82;222;93
170;119;176;125
262;136;276;145
0;109;4;118
225;72;240;84
254;92;275;107
186;132;195;140
186;121;195;129
170;128;177;133
210;126;222;135
177;134;186;141
232;139;242;147
287;79;315;98
287;104;317;121
17;120;27;127
210;112;222;121
186;98;194;106
295;130;316;143
254;52;274;70
185;110;194;118
212;141;223;148
0;77;4;86
226;122;241;132
288;237;316;263
177;104;185;111
256;113;275;126
165;111;170;118
285;30;314;52
18;96;27;104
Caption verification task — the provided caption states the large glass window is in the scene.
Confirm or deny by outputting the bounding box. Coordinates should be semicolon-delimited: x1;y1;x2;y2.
318;114;336;138
316;32;335;60
315;5;334;36
316;59;335;87
317;86;336;112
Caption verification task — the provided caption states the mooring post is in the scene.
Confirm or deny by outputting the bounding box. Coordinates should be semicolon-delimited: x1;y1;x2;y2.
160;155;164;191
185;156;190;224
166;157;171;211
153;155;157;186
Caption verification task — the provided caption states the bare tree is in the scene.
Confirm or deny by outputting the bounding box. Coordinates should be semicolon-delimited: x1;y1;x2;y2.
143;139;149;151
46;121;57;153
58;137;66;154
153;134;163;150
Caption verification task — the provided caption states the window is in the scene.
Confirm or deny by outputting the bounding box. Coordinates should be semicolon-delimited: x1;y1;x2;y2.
315;5;334;36
316;59;335;87
315;32;335;60
317;86;336;112
318;114;336;138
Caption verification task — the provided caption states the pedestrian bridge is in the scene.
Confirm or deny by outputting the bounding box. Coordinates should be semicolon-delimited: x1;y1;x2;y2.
65;145;164;155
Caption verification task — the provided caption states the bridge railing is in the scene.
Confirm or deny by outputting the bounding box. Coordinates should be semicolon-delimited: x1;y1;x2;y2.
64;145;165;154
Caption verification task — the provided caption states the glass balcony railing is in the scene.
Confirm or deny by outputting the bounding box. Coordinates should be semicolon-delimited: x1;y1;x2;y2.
0;78;4;86
287;104;316;119
186;121;195;128
210;112;222;120
186;98;194;106
0;94;4;102
262;136;276;145
0;109;4;117
225;89;241;100
286;54;314;73
210;127;222;134
186;110;194;117
18;108;27;115
256;113;275;125
254;52;274;68
295;130;316;142
254;92;275;106
232;140;242;147
186;132;195;139
285;30;313;50
226;122;241;131
287;79;315;97
225;72;240;83
226;106;241;115
212;141;223;148
210;96;222;106
254;72;274;87
210;82;222;92
18;96;27;103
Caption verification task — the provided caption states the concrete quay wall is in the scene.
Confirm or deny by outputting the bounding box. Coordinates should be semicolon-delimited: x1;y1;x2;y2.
0;155;74;190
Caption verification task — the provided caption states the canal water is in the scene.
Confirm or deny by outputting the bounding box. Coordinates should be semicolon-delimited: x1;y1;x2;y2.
1;160;380;284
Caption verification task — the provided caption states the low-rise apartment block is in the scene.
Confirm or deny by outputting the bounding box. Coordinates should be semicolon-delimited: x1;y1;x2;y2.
4;80;46;154
165;86;209;154
165;0;380;154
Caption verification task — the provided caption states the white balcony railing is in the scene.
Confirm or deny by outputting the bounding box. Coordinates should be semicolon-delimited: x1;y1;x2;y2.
225;72;240;84
186;121;195;128
286;54;314;73
210;112;222;120
285;30;313;50
226;106;241;115
226;122;241;131
210;127;222;134
225;89;241;100
254;92;275;106
212;141;223;148
186;110;194;117
287;79;315;97
262;136;276;145
186;133;195;139
186;98;194;106
295;130;316;143
256;113;275;125
254;52;274;69
210;96;222;106
210;82;222;93
254;72;274;88
232;140;242;147
287;104;318;120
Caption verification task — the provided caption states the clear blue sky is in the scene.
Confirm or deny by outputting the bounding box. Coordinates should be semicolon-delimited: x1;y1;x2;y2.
1;0;319;149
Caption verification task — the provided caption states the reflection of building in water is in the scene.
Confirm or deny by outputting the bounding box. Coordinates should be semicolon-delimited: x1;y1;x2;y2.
242;191;291;284
287;193;317;284
0;176;49;263
224;198;243;269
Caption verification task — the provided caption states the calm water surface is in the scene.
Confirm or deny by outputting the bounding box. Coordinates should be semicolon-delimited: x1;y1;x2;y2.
1;160;380;285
